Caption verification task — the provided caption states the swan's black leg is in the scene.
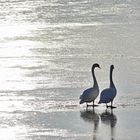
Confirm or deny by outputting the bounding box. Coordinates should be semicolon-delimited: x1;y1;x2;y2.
110;101;116;108
111;101;113;107
106;102;116;108
92;100;98;107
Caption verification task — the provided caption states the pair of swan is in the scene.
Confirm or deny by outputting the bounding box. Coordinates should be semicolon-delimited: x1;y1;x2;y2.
79;63;117;108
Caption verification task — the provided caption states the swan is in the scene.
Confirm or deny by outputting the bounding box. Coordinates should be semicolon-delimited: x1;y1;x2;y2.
79;63;100;107
98;65;117;108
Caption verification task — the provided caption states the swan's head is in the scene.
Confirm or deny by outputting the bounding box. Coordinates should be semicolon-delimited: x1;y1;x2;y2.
111;65;114;70
92;63;101;69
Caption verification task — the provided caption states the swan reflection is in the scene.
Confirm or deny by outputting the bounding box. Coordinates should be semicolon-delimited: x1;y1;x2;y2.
100;109;117;140
80;109;99;140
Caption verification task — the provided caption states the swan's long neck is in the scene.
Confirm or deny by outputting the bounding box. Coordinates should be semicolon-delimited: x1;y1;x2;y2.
92;68;98;89
110;68;115;88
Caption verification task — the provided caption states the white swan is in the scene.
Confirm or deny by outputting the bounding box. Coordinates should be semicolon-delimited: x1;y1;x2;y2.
79;63;100;107
98;65;117;108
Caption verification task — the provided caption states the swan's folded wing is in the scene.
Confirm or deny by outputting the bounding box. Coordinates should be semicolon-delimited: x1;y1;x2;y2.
100;88;116;103
80;88;93;101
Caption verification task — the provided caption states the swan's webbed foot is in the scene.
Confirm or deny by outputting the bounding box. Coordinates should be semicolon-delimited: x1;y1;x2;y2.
86;104;94;107
86;103;98;108
110;101;116;108
106;105;116;109
106;105;109;108
92;104;99;107
92;101;99;107
110;106;117;109
106;102;116;109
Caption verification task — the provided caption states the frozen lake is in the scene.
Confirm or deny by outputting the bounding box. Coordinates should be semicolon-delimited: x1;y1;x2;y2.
0;0;140;139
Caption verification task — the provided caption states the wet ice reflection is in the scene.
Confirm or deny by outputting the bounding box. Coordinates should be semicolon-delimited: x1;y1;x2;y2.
80;109;99;140
100;109;117;140
80;108;117;140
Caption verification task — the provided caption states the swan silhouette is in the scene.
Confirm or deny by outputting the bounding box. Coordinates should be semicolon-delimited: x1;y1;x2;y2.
98;65;117;108
80;63;100;107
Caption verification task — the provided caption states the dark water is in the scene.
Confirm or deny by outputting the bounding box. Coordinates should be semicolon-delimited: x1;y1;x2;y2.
0;0;140;139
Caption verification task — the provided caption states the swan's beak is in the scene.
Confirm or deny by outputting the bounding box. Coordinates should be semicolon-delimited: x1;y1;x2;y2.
99;66;101;69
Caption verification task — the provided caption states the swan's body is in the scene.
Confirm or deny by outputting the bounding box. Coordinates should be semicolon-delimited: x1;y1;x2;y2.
79;63;100;107
80;87;99;104
99;88;116;104
98;65;117;108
